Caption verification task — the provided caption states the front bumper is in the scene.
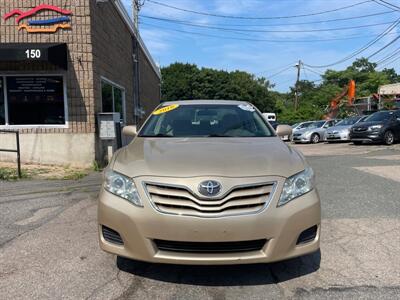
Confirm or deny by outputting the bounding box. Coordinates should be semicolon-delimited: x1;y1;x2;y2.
292;135;311;143
350;130;383;142
98;176;321;265
326;132;349;141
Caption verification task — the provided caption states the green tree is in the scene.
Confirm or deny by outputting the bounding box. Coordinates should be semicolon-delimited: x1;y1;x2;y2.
161;63;276;112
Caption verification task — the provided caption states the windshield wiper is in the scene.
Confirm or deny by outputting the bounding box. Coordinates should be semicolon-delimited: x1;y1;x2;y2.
207;134;231;137
140;133;173;137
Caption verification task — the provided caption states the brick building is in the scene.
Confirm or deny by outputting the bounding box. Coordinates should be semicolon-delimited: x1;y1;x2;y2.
0;0;161;166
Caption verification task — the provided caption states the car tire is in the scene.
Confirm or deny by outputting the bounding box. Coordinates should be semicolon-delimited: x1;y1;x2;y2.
311;133;320;144
353;141;362;145
383;130;394;145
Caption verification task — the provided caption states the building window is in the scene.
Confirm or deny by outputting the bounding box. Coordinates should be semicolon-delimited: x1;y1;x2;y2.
101;79;125;122
0;77;4;125
0;75;66;126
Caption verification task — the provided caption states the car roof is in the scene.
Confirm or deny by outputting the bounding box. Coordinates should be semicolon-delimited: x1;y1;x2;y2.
160;100;251;106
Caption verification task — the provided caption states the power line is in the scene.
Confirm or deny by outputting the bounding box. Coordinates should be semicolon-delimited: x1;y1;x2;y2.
375;48;400;64
377;53;400;69
140;11;396;28
377;0;400;10
303;66;324;76
372;0;399;11
367;35;400;59
304;18;400;68
256;62;298;75
266;65;295;79
146;0;374;20
140;16;397;33
140;22;399;44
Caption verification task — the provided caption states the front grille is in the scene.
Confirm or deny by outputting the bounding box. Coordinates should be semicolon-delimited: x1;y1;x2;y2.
293;133;302;137
353;127;367;132
102;226;124;245
154;239;267;253
145;182;275;217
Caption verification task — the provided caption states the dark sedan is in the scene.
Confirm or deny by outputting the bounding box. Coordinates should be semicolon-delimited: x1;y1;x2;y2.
350;110;400;145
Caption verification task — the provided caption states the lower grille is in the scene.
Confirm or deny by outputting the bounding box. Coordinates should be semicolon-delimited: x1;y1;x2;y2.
154;239;267;253
297;225;318;245
102;226;123;245
145;182;275;217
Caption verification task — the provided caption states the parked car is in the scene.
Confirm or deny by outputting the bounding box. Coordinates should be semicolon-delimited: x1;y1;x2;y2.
98;100;320;265
350;110;400;145
292;119;337;143
262;112;276;122
326;115;367;142
292;121;315;134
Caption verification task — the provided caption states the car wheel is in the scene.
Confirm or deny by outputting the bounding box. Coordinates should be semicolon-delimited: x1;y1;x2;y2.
311;133;320;144
353;141;362;145
384;130;394;145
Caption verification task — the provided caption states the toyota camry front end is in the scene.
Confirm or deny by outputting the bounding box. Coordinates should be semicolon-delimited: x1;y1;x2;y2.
98;100;321;265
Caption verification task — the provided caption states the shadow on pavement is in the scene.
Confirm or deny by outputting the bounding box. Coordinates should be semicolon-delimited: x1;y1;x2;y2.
116;250;321;286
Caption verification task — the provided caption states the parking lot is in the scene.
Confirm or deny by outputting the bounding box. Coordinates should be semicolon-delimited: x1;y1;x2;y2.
1;142;400;299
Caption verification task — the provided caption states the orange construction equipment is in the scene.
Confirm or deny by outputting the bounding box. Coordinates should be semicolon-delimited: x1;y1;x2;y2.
325;80;356;119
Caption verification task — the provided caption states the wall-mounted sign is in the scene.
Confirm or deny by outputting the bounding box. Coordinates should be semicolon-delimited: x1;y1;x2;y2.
3;4;72;34
0;43;68;70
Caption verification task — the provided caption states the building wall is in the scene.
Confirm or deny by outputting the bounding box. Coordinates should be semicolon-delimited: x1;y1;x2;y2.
90;1;135;125
0;0;96;135
0;0;161;166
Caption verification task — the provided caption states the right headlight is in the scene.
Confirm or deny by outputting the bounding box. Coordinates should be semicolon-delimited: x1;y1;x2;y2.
368;124;383;131
278;167;315;206
104;169;142;207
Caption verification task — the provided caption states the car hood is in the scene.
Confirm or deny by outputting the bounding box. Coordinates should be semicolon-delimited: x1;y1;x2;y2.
112;137;306;178
352;121;384;128
294;128;319;135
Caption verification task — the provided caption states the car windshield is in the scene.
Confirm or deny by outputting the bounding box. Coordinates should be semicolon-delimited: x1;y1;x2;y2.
336;116;362;126
365;111;393;122
299;122;314;129
139;104;274;138
309;121;325;128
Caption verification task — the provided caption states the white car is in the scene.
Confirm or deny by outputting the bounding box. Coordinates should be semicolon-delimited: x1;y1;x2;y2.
262;113;276;122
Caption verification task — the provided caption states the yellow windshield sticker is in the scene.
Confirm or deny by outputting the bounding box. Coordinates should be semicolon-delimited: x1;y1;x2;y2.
153;104;180;115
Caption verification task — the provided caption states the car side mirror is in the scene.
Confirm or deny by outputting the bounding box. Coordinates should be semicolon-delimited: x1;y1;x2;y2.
122;125;137;137
276;125;292;137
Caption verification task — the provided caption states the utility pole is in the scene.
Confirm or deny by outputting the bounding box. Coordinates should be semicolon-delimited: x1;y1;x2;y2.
133;0;139;30
132;0;141;124
294;60;302;111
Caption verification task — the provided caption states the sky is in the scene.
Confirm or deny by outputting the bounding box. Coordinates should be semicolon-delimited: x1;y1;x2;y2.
122;0;400;92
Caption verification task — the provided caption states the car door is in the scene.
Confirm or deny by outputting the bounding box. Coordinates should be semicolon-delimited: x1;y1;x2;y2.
322;121;334;139
393;111;400;140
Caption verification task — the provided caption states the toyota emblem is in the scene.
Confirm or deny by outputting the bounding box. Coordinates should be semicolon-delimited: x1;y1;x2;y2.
198;180;221;197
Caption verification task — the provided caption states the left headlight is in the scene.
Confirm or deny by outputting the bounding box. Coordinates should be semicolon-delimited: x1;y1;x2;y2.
278;167;315;206
104;169;142;207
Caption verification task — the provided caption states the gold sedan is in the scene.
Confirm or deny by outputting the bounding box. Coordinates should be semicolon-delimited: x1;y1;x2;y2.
98;100;321;265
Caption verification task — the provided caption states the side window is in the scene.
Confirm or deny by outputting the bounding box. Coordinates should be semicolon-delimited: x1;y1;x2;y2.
101;80;125;123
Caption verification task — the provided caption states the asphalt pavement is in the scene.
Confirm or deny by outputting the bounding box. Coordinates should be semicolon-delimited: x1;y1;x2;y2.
0;143;399;299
